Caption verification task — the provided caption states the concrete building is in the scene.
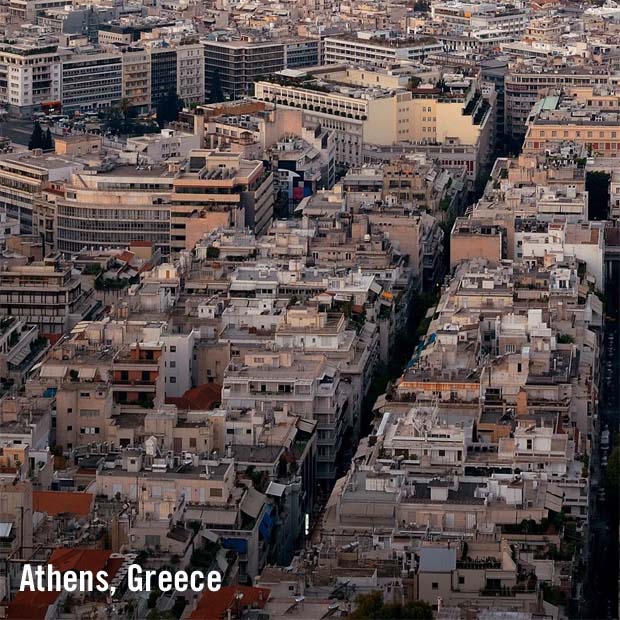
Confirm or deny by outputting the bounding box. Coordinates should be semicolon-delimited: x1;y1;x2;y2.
222;351;347;482
55;164;175;256
120;46;151;114
323;33;442;66
61;47;123;114
0;151;82;234
0;254;99;341
0;35;61;118
175;40;204;105
149;45;177;109
170;150;274;253
203;39;285;100
255;72;492;173
523;92;620;160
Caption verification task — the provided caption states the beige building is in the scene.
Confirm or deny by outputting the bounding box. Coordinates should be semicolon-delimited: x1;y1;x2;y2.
450;217;505;268
170;150;274;252
523;91;620;159
255;75;491;172
121;47;151;113
0;254;98;341
55;163;174;256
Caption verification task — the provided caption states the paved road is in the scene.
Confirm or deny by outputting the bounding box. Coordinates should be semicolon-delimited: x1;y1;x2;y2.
0;119;36;146
585;269;619;619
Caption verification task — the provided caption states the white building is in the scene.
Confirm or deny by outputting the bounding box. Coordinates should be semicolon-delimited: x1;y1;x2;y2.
0;36;62;118
323;33;443;67
162;330;198;398
61;47;123;114
175;42;205;105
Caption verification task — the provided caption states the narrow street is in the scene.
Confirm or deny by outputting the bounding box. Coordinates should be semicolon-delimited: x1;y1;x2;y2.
585;265;619;619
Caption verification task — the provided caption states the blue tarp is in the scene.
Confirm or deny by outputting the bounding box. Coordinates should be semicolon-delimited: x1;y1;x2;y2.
405;333;436;369
222;538;248;554
259;506;274;539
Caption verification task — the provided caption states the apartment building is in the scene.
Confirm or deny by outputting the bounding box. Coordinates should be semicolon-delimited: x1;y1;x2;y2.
282;38;320;69
125;129;200;163
504;64;617;142
375;406;470;474
55;164;175;256
175;41;205;104
0;151;82;234
254;73;492;173
120;46;151;113
0;36;61;118
149;45;177;109
112;342;165;411
0;254;98;340
8;0;70;21
33;353;115;450
203;39;285;99
222;351;347;482
61;47;123;114
323;33;442;66
523;93;620;159
170;150;274;253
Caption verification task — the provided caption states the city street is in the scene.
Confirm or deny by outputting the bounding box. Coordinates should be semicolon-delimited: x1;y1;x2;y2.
0;119;35;146
585;268;619;620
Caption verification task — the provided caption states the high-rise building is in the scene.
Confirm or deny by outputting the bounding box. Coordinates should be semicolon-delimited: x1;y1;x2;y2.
203;39;285;100
120;46;151;114
149;46;177;109
0;36;61;118
61;47;123;114
170;150;274;252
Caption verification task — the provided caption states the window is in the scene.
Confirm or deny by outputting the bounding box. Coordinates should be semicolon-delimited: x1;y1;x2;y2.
67;425;72;431
459;576;465;585
210;488;223;497
189;438;196;448
170;377;176;383
169;346;176;352
432;582;439;590
505;344;516;354
145;535;160;547
170;361;176;368
438;450;445;457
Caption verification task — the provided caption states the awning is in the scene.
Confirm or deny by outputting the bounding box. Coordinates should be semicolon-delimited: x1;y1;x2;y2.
266;482;287;498
186;508;237;526
203;530;220;543
39;365;67;379
222;538;247;554
240;487;266;519
8;346;30;367
78;367;97;380
340;502;395;519
0;522;13;538
296;418;316;434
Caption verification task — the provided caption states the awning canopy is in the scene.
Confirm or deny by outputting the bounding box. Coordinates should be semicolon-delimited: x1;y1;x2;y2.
266;482;287;498
240;487;266;519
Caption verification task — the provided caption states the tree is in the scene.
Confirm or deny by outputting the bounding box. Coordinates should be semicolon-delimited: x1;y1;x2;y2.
119;97;132;119
42;128;54;151
156;89;184;128
208;69;225;104
28;121;45;150
606;445;619;504
586;171;610;220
